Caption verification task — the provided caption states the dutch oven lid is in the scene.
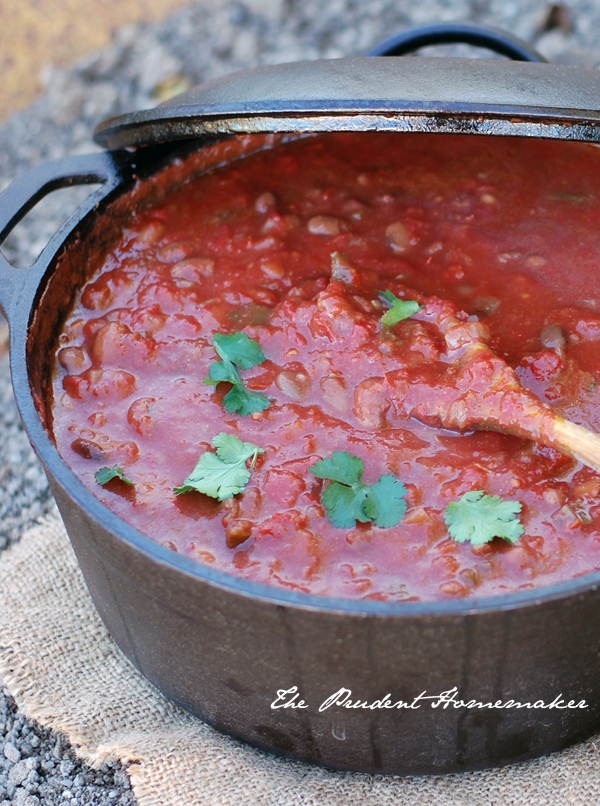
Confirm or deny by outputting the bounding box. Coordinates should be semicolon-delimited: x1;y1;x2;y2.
94;23;600;150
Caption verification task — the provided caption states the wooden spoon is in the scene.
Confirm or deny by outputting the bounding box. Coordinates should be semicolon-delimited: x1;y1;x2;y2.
384;293;600;473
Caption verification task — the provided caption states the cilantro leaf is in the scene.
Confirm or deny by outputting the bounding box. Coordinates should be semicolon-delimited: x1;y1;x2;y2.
380;289;422;326
364;475;407;528
322;482;370;528
213;332;266;369
204;360;241;386
212;432;262;464
310;452;407;529
222;384;270;417
177;452;252;500
204;332;270;416
444;490;523;546
310;451;364;486
175;433;265;501
96;466;133;486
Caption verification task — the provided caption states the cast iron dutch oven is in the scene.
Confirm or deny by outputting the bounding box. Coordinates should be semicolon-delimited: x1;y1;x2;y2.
3;24;600;774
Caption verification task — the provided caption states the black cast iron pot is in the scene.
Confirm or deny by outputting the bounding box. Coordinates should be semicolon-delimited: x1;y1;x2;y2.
3;24;600;775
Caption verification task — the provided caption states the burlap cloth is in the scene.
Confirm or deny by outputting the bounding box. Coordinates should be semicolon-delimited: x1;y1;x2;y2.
1;516;600;805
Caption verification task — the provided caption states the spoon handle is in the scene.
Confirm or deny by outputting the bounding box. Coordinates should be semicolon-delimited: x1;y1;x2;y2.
551;418;600;474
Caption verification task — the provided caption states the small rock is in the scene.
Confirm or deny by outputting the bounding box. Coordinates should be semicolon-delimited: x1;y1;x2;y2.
4;742;20;763
59;759;74;776
539;2;574;33
36;784;53;798
73;772;85;788
113;769;130;789
12;789;39;806
8;760;30;785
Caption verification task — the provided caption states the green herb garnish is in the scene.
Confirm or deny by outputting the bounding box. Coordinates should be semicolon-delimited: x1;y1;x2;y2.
444;490;523;546
204;332;270;416
380;289;422;326
310;451;407;528
174;433;265;501
96;466;133;486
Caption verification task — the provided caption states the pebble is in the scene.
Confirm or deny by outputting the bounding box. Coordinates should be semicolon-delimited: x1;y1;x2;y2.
2;0;600;803
4;742;21;763
12;789;39;806
8;760;30;785
59;760;74;776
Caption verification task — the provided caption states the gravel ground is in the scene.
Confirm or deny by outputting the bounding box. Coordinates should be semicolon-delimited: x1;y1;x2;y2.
0;687;135;806
1;0;600;802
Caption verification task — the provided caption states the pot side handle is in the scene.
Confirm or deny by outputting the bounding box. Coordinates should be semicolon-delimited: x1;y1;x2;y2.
366;22;548;63
0;151;126;322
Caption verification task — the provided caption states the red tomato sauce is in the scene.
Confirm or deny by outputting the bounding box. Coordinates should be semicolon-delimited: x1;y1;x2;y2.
51;132;600;601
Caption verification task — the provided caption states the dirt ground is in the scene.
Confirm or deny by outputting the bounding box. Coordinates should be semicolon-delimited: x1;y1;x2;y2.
0;0;193;122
